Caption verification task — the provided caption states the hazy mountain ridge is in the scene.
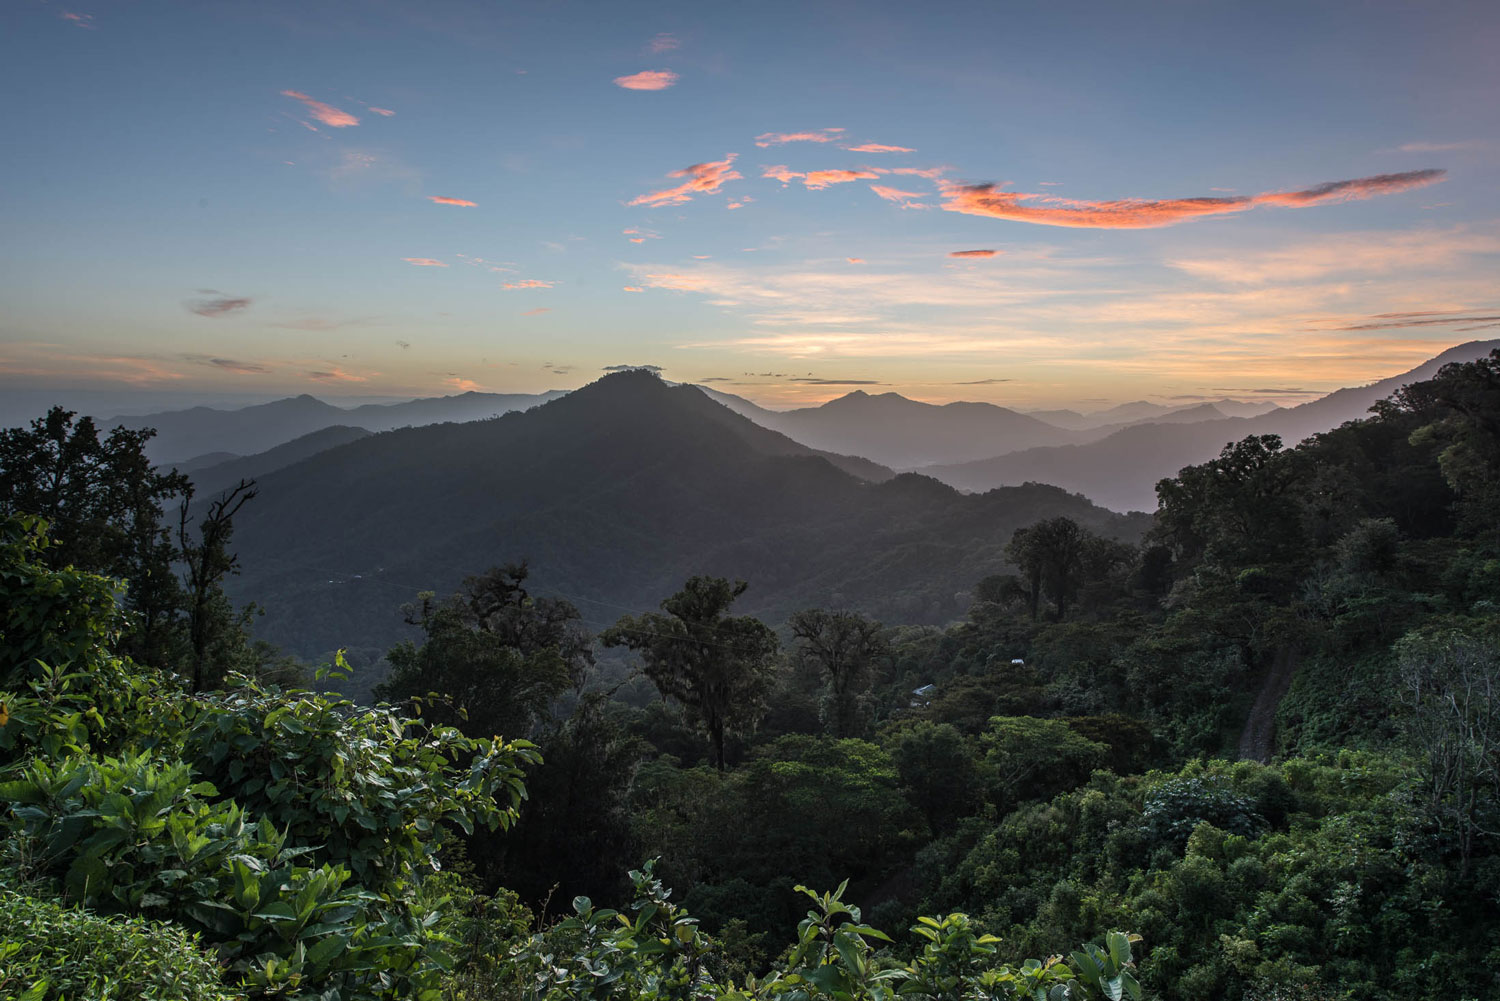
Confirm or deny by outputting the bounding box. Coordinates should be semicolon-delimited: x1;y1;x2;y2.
108;389;569;464
225;372;1147;657
921;339;1500;511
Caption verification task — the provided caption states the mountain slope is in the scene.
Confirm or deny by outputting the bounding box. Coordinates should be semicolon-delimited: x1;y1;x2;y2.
186;425;373;500
109;390;567;463
226;372;1147;657
923;339;1500;512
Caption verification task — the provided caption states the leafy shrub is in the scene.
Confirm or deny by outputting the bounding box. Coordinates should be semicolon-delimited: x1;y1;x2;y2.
0;888;233;1001
1142;777;1265;853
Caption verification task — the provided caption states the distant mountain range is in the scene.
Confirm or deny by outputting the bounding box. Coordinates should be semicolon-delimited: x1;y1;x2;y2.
1021;398;1279;430
919;339;1500;511
223;371;1146;659
108;390;569;464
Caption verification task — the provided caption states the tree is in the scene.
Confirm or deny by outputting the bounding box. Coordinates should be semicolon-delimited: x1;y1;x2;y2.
0;407;190;666
788;608;888;737
1154;434;1302;565
602;577;779;770
374;563;587;741
1005;517;1123;620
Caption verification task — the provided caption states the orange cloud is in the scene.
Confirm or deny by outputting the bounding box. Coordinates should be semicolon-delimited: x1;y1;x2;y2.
281;90;359;127
624;228;661;243
429;195;477;207
940;168;1447;229
403;258;447;267
847;143;915;153
623;286;645;292
648;32;679;53
727;197;753;209
847;257;865;264
522;307;552;316
949;249;1000;258
445;376;482;392
615;70;678;91
629;155;741;207
502;279;555;289
870;184;927;208
755;128;845;148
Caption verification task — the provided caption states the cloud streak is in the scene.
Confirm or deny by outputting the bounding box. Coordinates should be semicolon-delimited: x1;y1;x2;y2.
949;249;999;258
615;70;678;91
402;258;447;267
940;169;1446;229
870;184;927;208
187;293;252;317
428;195;477;206
281;90;359;127
502;279;555;289
629;155;741;206
846;143;915;153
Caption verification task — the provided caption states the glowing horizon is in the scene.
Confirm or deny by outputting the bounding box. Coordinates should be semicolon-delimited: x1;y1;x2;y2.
1;1;1496;412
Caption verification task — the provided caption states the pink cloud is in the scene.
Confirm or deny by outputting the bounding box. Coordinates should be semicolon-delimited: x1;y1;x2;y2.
61;11;95;28
428;195;477;207
522;307;552;316
402;258;447;267
281;90;359;128
870;184;927;208
948;249;1000;258
445;377;482;392
615;70;678;91
939;168;1447;229
755;128;845;148
727;196;754;210
629;155;741;207
885;166;947;179
649;33;680;53
624;228;661;243
369;106;396;116
847;257;865;264
846;143;915;153
764;167;882;191
502;279;555;289
623;286;645;292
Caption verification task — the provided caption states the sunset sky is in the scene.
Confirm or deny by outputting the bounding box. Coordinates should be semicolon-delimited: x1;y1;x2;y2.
2;0;1497;415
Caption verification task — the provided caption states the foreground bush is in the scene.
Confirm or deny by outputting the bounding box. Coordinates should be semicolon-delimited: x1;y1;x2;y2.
0;888;233;1001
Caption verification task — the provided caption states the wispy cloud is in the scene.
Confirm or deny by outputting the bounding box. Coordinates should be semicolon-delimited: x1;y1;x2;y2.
429;195;477;207
887;166;948;179
521;307;552;316
1329;311;1500;331
629;155;741;207
369;106;396;117
614;70;678;91
183;354;269;374
846;143;915;153
941;169;1447;229
445;376;482;392
402;257;448;267
1383;140;1486;154
187;293;252;317
308;367;369;383
791;377;881;385
281;90;359;127
623;227;661;243
954;378;1012;384
60;11;95;28
648;32;679;53
604;364;663;373
763;166;882;190
755;128;845;148
622;286;645;292
949;249;999;258
502;279;555;289
847;257;864;264
870;184;927;208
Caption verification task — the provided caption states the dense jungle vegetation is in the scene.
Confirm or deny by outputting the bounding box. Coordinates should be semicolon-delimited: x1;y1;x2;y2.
1;351;1498;1000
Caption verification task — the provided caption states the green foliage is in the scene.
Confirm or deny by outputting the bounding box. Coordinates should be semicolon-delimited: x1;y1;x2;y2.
0;888;233;1001
981;716;1108;812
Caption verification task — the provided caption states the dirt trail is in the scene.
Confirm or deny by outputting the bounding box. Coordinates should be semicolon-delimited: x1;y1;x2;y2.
1237;648;1298;763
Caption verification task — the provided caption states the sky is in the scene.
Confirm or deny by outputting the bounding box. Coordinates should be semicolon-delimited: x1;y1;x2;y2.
2;0;1498;416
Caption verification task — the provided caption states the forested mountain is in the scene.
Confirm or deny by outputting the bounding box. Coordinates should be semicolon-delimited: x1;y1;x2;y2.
224;371;1146;657
185;425;371;500
924;339;1500;510
1023;399;1277;429
108;389;568;463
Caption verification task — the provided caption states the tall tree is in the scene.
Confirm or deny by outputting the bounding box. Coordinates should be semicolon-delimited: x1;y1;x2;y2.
602;577;779;770
177;479;257;691
788;608;887;737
